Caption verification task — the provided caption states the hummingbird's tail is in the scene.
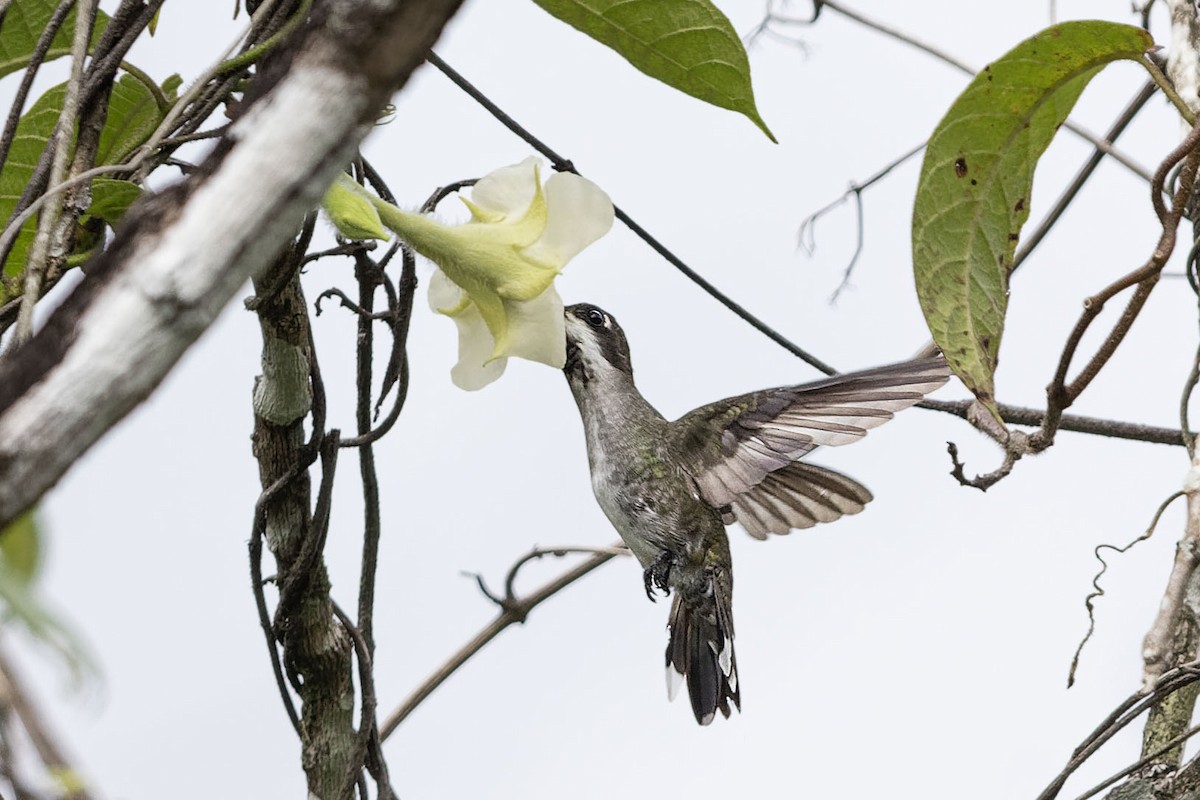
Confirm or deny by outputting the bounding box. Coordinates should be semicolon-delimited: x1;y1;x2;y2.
666;588;740;725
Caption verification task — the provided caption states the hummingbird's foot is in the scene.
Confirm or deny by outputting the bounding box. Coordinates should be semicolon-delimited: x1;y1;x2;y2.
643;551;674;602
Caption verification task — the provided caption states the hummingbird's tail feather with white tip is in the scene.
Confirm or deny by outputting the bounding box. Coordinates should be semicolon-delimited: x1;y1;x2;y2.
666;590;740;725
732;462;874;539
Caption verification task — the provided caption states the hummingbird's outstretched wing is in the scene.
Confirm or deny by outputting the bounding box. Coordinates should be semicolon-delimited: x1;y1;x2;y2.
671;356;951;539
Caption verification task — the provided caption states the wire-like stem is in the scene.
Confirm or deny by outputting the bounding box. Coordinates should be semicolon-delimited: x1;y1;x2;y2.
424;52;838;375
1143;53;1198;124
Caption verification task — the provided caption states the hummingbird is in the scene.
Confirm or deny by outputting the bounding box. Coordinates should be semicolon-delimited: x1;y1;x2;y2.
562;303;951;725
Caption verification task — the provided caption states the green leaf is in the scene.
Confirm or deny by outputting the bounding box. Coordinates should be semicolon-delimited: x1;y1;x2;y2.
86;178;142;225
0;0;110;80
162;73;183;100
0;82;64;296
911;21;1153;419
97;73;165;165
1;69;164;300
0;559;97;688
529;0;775;141
0;510;40;585
0;514;97;688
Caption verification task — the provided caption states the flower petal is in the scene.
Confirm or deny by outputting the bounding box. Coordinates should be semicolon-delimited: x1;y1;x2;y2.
496;285;567;368
429;274;508;390
520;171;613;268
450;306;508;390
428;268;468;314
468;156;540;219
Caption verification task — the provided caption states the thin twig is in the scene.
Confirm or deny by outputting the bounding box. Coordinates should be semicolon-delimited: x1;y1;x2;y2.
0;0;276;276
795;141;924;302
378;544;627;739
918;398;1194;446
273;432;340;630
1072;721;1200;800
1011;81;1159;278
1183;339;1200;458
1036;664;1200;800
0;0;76;185
1042;122;1200;450
0;0;166;273
946;436;1024;491
1068;491;1186;687
315;287;390;320
0;643;95;800
945;117;1198;485
13;0;96;343
249;467;306;733
153;0;285;149
1143;52;1198;124
497;546;630;606
352;250;383;654
773;0;1152;181
0;162;144;286
336;250;416;448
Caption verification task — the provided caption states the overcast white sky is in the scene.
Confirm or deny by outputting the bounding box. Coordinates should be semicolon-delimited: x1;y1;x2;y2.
7;1;1200;797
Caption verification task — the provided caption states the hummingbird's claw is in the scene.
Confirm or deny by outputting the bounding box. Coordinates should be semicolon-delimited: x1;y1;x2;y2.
643;569;657;602
643;551;674;602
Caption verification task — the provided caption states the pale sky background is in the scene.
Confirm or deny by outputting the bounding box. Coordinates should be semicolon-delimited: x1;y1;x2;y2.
5;1;1199;798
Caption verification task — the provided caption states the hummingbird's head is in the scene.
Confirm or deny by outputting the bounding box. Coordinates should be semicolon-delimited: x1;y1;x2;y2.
563;303;633;384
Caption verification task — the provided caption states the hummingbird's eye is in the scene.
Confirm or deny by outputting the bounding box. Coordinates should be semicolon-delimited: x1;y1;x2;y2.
585;308;606;327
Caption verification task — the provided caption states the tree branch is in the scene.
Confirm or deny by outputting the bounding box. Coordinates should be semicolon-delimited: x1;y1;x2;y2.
378;544;627;739
14;0;97;343
0;0;468;530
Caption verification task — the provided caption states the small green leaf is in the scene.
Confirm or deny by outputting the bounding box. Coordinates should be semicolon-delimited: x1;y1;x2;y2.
97;73;165;166
529;0;775;141
0;0;110;80
911;21;1153;419
162;73;184;100
0;559;98;688
0;511;40;584
0;515;97;688
86;178;142;225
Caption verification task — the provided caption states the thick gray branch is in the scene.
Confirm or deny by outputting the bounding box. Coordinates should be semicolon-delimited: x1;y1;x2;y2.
0;0;465;529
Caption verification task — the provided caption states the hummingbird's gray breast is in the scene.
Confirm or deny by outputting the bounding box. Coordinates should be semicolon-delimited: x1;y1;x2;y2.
581;406;721;571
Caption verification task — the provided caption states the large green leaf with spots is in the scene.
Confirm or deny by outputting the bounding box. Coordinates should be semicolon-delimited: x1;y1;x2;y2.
911;21;1153;419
